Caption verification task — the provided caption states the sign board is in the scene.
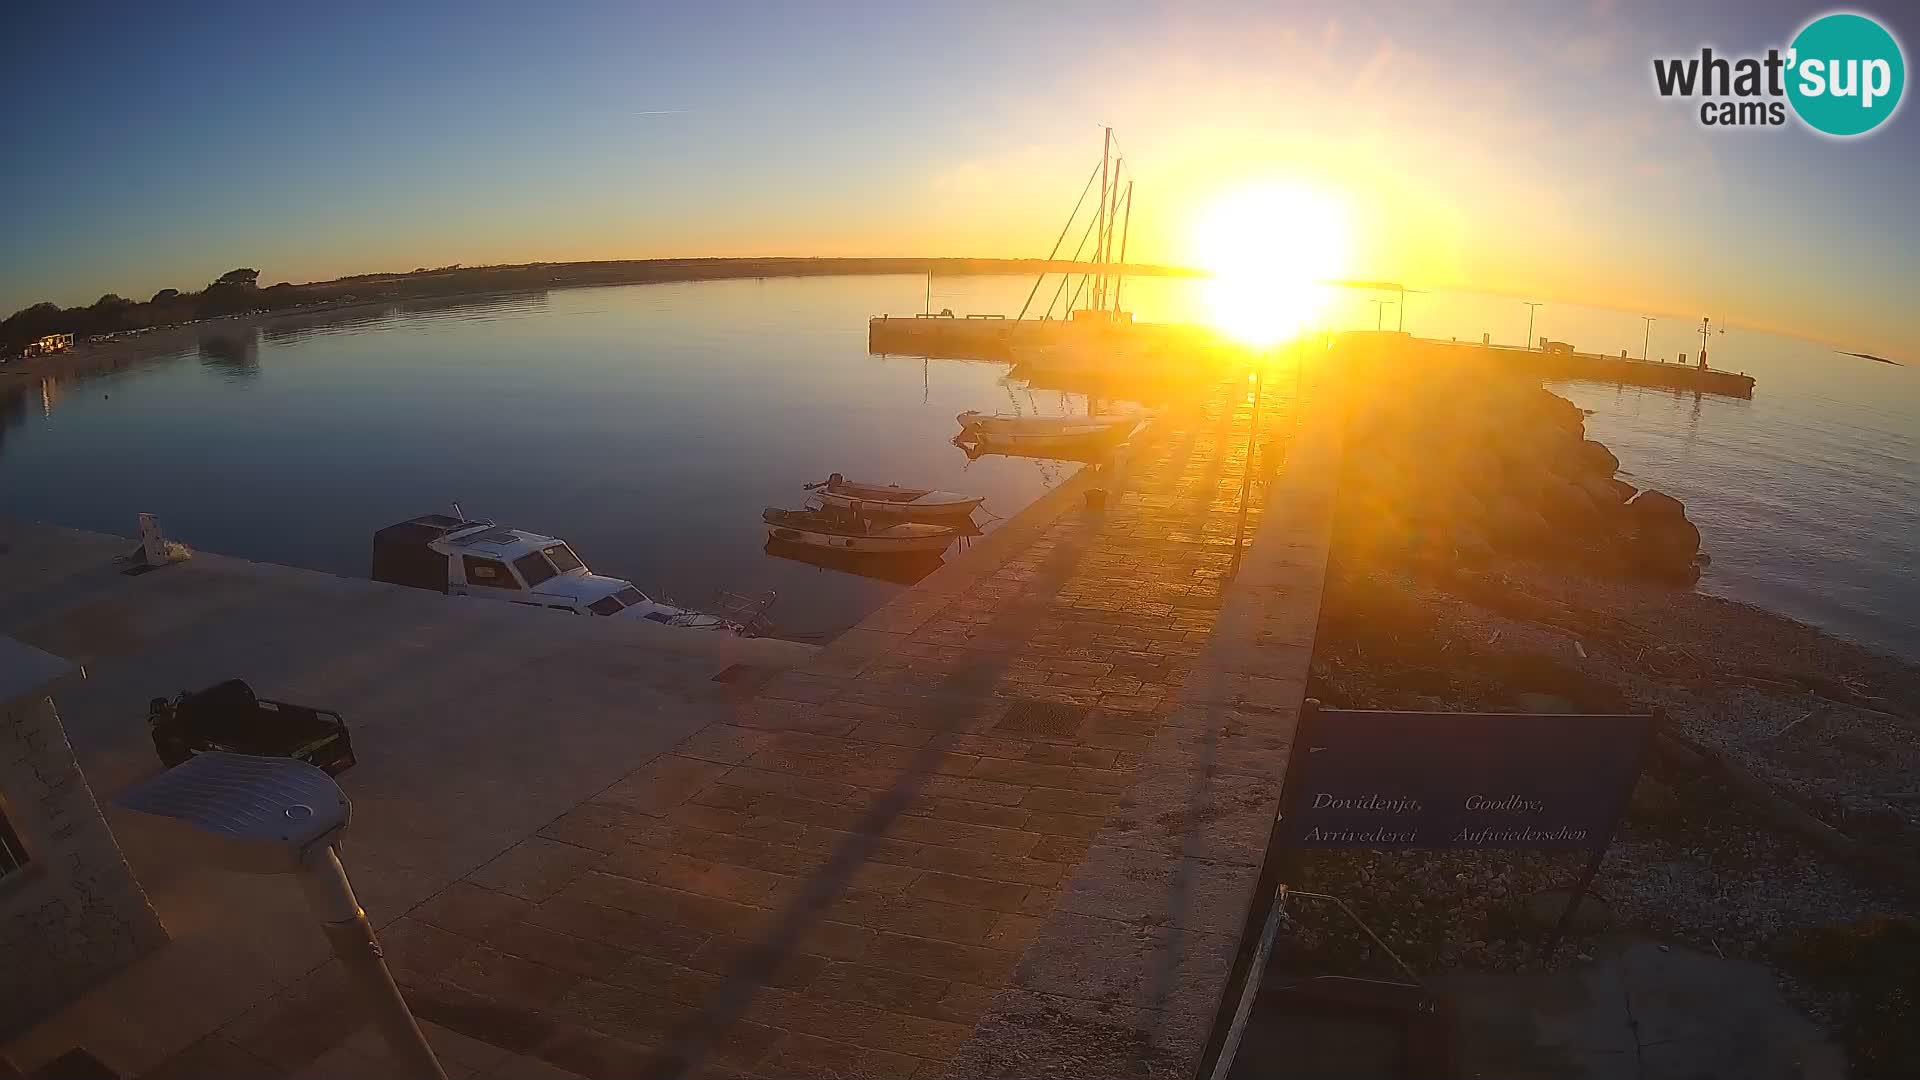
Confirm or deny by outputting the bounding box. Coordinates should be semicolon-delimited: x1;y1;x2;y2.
1280;708;1655;851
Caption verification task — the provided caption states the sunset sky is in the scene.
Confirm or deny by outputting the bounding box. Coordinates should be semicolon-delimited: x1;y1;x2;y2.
3;0;1914;357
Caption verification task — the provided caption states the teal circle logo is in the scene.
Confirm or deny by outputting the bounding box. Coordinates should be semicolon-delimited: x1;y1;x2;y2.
1787;13;1905;136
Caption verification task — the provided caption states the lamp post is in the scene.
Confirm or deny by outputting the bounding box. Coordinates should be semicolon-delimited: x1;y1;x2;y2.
1229;355;1267;580
1641;316;1655;361
116;753;447;1079
1523;302;1543;351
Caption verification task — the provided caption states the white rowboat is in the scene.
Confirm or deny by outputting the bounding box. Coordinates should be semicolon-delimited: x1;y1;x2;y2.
806;473;983;520
955;410;1139;437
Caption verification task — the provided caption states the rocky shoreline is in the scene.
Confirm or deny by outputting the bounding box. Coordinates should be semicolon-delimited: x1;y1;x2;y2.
1339;343;1712;584
1296;347;1919;1074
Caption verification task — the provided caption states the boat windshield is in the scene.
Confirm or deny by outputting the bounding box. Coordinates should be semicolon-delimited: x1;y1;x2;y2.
513;552;558;587
587;595;624;616
614;586;649;607
515;544;585;587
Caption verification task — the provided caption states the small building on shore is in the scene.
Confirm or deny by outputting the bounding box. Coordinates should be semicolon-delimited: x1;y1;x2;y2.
21;334;75;358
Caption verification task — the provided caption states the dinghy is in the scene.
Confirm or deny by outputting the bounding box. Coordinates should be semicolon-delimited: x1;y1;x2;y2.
951;413;1138;461
955;410;1140;437
762;506;957;554
805;473;983;520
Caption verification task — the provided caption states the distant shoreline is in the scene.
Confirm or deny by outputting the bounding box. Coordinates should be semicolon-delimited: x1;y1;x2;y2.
0;296;404;385
2;258;1192;385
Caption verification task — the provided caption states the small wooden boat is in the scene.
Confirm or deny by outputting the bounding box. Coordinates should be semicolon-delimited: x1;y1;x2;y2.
952;429;1127;463
951;412;1137;461
762;506;956;554
805;473;983;520
955;410;1140;437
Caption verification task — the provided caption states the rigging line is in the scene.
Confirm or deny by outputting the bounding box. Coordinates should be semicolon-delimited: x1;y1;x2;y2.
1018;158;1106;320
1112;181;1135;313
1064;261;1093;314
1045;196;1106;320
1063;214;1104;315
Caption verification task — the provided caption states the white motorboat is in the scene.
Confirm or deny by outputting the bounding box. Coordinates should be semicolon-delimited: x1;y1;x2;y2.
762;506;956;554
955;410;1140;437
805;473;984;520
371;514;769;633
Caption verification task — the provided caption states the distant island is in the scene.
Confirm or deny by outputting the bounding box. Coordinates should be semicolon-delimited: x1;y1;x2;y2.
1;257;1198;357
1836;349;1903;366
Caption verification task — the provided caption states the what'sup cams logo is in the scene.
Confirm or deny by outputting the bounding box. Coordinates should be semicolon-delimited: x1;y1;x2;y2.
1653;11;1905;136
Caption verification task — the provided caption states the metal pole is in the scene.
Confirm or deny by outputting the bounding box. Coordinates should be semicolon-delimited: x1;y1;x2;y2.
301;846;447;1079
1094;127;1110;311
1111;180;1134;315
1540;849;1606;963
1640;316;1654;360
1524;302;1543;350
1397;285;1405;332
1229;366;1264;579
924;269;931;316
1105;158;1123;314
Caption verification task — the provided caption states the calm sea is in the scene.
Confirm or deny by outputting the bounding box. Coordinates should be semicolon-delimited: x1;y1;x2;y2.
2;275;1915;658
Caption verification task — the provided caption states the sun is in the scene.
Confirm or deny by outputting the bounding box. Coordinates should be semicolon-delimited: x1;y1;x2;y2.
1189;181;1352;345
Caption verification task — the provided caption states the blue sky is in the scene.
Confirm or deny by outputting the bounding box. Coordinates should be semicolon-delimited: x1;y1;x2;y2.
3;0;1916;356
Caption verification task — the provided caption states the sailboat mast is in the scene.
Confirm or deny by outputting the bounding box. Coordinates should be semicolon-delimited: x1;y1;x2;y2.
1112;180;1134;315
1106;161;1123;312
1094;126;1111;312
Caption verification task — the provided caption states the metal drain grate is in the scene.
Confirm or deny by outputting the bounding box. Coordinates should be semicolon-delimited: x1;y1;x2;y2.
994;699;1089;737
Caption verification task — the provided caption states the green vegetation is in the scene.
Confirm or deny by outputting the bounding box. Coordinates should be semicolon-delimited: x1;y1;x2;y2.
2;256;1198;356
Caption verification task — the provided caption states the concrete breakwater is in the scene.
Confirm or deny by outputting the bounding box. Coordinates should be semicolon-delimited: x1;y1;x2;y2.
1443;339;1756;399
869;316;1758;399
868;313;1221;366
